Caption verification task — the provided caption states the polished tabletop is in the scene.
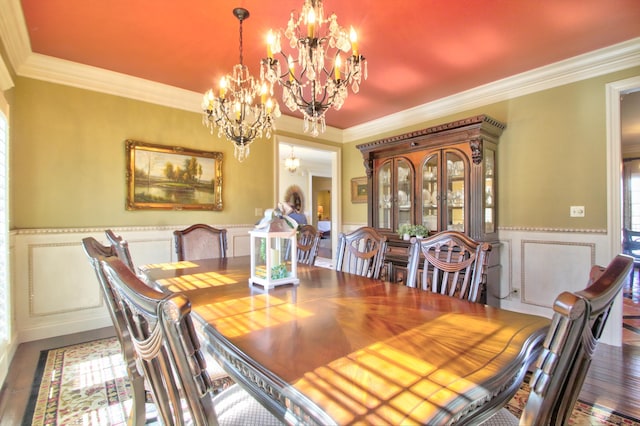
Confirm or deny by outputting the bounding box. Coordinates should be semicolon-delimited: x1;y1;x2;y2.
141;256;549;425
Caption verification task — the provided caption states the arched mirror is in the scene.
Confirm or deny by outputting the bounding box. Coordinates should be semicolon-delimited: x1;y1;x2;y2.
284;185;304;212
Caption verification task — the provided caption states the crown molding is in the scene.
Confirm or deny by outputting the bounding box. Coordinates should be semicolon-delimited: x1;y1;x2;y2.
2;0;639;145
0;55;12;91
343;37;640;143
0;0;30;68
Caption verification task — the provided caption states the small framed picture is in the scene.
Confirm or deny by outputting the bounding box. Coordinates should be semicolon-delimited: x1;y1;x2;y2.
351;176;368;203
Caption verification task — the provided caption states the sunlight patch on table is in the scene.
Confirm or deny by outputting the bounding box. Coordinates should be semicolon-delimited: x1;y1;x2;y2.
139;261;199;271
197;296;314;338
157;271;238;291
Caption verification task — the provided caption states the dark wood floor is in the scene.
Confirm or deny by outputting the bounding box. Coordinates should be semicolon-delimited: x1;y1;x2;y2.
0;276;639;424
579;273;640;420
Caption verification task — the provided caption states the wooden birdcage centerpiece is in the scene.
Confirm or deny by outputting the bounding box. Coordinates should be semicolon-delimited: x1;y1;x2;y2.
249;208;299;289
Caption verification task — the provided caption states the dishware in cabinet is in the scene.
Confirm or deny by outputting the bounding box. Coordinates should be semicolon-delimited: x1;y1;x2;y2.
376;157;414;232
422;149;467;234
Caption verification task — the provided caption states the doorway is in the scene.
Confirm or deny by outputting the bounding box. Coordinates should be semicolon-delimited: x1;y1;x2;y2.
608;76;640;346
314;177;332;258
275;137;341;262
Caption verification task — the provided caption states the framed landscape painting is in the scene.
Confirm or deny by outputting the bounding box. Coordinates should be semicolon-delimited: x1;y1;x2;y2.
126;140;223;210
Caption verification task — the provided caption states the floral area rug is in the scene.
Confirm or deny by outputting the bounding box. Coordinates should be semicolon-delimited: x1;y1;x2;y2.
504;374;640;425
23;337;640;425
23;337;134;426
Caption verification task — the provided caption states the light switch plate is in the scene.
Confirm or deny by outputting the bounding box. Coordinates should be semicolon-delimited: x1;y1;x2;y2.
570;206;585;217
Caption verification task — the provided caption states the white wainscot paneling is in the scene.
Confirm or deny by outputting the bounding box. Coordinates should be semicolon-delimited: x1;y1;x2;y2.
521;240;594;308
13;225;253;343
497;229;620;346
30;243;102;316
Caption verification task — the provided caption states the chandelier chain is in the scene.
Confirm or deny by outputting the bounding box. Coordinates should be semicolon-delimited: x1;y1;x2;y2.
238;16;244;66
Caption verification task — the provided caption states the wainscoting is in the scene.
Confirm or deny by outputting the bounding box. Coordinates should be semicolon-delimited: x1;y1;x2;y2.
9;225;619;347
491;228;618;345
10;225;258;343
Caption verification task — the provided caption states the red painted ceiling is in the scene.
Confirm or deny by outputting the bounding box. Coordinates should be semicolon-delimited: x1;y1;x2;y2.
20;0;640;129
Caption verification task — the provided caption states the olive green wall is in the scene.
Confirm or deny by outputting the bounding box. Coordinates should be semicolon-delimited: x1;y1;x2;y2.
11;77;275;228
9;65;640;230
341;67;640;229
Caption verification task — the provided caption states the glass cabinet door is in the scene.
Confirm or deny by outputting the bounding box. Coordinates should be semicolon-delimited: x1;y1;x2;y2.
421;154;439;233
484;148;495;234
377;162;392;229
375;158;413;231
396;159;413;231
445;151;465;232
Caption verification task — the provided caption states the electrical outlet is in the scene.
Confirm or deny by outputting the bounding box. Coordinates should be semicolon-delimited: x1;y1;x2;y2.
255;207;263;217
570;206;585;217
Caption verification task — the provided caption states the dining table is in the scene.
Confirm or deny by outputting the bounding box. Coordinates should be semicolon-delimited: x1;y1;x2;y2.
139;256;550;425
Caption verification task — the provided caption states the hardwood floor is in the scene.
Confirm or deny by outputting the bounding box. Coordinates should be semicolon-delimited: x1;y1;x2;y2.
582;270;640;420
0;275;639;424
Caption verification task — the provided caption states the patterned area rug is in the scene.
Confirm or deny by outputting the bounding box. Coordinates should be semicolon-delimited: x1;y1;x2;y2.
23;337;640;425
504;374;640;425
23;337;133;426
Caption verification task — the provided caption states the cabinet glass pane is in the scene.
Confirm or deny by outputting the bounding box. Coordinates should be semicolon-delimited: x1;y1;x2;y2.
484;149;495;233
378;162;392;228
397;159;412;230
446;152;465;232
422;155;438;232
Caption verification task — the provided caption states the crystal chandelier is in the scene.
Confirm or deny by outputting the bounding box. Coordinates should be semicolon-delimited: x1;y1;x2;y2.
261;0;367;137
202;8;280;162
285;146;300;173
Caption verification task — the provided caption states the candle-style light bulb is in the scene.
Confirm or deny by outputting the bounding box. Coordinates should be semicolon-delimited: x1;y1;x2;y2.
335;54;342;81
219;77;227;98
307;8;316;38
350;26;359;57
288;55;295;82
260;83;268;104
202;90;213;110
266;30;274;59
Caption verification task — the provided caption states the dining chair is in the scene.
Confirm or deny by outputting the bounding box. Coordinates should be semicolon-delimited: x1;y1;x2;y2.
174;224;228;261
100;256;282;426
405;230;492;303
296;224;321;265
481;254;633;425
105;229;136;272
335;226;388;279
81;237;148;426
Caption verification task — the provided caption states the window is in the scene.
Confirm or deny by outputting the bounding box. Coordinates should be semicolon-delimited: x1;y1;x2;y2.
0;107;7;343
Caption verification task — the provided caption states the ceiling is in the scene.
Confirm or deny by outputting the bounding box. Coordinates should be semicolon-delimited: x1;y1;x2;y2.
18;0;640;131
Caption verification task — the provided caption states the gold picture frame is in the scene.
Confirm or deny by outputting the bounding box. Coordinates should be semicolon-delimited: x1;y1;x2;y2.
351;176;368;203
126;140;223;210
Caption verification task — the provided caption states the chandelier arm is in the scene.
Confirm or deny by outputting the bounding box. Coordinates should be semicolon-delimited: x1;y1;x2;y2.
284;82;311;111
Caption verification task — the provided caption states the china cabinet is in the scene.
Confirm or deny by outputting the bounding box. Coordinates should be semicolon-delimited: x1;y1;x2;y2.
357;115;505;300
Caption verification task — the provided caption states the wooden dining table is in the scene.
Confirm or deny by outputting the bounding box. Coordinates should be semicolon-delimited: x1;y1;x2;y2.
140;256;549;425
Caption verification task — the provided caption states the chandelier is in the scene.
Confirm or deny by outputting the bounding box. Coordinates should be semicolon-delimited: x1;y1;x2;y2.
285;146;300;173
202;8;280;162
261;0;366;137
